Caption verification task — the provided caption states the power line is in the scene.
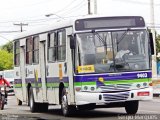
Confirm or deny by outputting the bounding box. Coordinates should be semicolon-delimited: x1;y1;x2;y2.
0;31;20;33
0;0;160;31
113;0;160;6
52;0;80;15
13;23;28;32
61;2;87;16
0;0;53;10
0;35;11;41
0;0;86;24
57;0;86;16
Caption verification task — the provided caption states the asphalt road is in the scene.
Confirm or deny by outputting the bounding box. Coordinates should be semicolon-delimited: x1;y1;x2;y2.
0;96;160;120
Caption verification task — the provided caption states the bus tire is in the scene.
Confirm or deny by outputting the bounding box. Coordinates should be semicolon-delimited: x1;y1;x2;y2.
78;103;95;110
125;100;139;114
29;88;38;112
27;92;30;106
17;98;22;105
61;88;75;116
39;103;48;112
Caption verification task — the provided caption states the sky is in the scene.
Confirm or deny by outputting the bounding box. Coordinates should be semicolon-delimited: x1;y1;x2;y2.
0;0;159;45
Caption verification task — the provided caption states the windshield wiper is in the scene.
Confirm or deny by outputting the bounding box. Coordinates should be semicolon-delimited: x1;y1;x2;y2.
92;30;107;46
117;28;130;45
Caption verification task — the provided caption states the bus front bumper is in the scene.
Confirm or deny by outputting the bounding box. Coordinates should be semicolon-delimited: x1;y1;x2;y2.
75;87;153;105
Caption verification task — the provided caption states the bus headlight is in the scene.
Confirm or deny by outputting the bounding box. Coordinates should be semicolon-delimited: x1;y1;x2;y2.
143;82;147;87
84;86;88;91
91;87;95;91
136;84;141;88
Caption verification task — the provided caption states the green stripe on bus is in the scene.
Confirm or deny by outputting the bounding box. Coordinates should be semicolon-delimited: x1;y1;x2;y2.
74;82;82;86
31;83;42;87
14;84;22;88
74;78;150;86
74;82;95;86
64;83;69;87
104;78;149;85
82;82;96;86
46;83;69;88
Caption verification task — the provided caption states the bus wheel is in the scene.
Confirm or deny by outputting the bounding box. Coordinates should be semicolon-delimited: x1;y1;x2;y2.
29;88;38;112
125;100;139;114
78;103;95;110
17;98;22;105
61;88;75;116
39;103;48;112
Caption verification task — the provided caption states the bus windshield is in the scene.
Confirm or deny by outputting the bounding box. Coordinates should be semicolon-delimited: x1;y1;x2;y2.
76;30;150;74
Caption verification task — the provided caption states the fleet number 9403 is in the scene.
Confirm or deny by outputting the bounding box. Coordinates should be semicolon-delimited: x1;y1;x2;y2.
137;73;148;78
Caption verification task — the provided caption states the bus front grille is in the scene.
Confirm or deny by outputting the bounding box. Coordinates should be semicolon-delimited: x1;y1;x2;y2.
100;84;132;92
103;91;129;102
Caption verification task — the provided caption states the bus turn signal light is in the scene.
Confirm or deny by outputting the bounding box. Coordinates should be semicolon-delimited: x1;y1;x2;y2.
137;91;150;96
149;82;152;86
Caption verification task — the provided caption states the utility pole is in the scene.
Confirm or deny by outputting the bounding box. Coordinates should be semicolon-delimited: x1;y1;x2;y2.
150;0;157;77
88;0;91;14
94;0;97;14
150;0;155;27
13;23;28;32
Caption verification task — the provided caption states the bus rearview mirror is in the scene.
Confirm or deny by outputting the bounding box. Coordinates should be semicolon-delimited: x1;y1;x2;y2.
149;33;154;55
70;35;75;49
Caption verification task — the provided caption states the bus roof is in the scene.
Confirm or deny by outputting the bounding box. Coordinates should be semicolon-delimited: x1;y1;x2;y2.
13;18;74;40
13;15;144;41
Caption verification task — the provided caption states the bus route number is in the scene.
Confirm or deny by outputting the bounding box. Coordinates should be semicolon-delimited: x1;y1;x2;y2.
137;73;148;78
78;65;95;73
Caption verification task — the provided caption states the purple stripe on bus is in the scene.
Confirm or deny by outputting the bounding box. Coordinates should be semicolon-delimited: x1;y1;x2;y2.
46;77;69;83
74;71;152;82
14;77;69;84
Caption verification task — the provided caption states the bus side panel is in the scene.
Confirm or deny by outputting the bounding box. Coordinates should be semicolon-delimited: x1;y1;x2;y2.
14;66;23;102
25;64;43;102
20;45;27;102
66;27;75;105
39;34;48;102
14;42;26;102
46;63;69;104
46;63;59;104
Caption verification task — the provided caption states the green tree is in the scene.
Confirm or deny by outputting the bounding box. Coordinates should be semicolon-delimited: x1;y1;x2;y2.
0;49;13;70
156;34;160;61
1;41;13;53
156;34;160;52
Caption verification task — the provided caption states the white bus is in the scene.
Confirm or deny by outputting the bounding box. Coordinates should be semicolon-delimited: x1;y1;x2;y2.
13;15;154;116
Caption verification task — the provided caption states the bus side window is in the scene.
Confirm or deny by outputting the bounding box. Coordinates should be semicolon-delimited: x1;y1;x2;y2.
48;33;56;62
57;30;66;61
33;36;39;64
26;37;33;64
14;41;20;66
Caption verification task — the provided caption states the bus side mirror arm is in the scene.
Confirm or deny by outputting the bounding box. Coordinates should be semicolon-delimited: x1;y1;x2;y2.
70;35;76;49
149;33;154;55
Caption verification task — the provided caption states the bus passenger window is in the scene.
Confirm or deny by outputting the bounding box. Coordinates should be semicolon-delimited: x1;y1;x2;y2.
48;33;56;62
26;37;33;64
57;30;66;61
14;41;20;66
33;36;39;64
